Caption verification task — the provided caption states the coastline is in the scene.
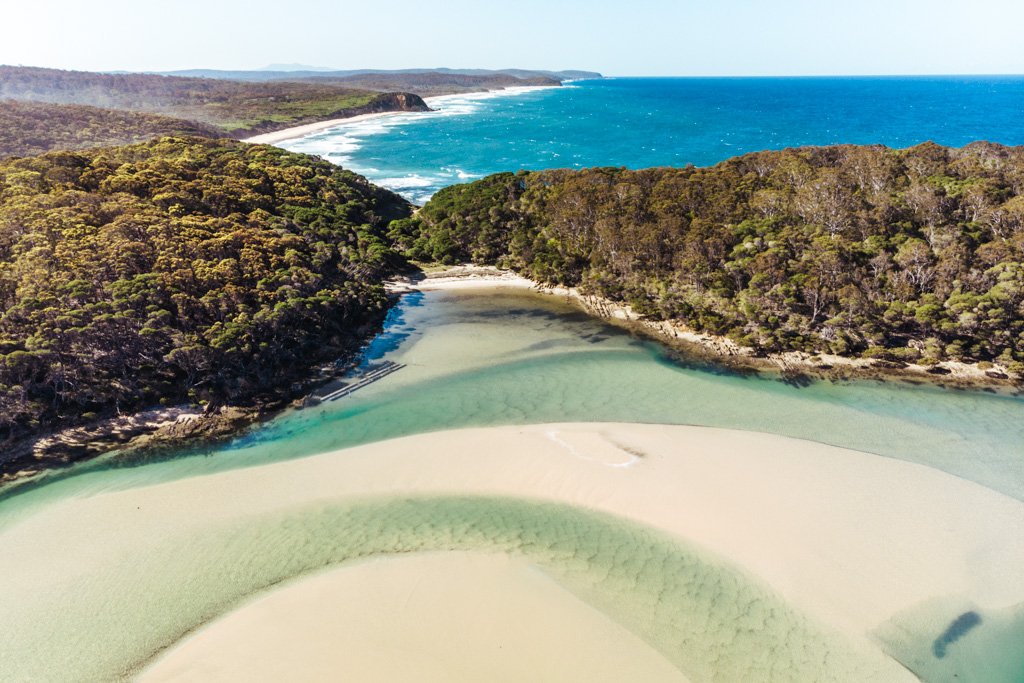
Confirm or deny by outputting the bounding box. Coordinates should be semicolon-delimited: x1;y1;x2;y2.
242;85;559;146
241;110;412;145
392;265;1022;391
7;422;1019;680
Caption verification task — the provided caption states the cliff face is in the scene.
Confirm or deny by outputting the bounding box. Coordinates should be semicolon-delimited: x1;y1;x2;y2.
365;92;431;113
230;91;431;136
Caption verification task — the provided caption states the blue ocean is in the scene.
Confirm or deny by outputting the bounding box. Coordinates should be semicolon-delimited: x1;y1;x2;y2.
283;76;1024;204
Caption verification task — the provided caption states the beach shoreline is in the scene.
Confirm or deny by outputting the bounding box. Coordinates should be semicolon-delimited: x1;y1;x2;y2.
242;85;559;146
241;110;414;145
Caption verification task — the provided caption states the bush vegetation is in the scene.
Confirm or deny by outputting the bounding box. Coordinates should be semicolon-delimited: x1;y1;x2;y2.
408;143;1024;371
0;136;411;444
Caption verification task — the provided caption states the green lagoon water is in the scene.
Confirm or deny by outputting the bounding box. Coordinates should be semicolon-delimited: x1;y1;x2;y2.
1;287;1022;681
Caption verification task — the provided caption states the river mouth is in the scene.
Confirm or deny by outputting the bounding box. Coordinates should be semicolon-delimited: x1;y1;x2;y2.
1;286;1022;682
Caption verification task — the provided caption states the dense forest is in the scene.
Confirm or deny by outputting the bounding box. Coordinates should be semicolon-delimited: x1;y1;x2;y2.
0;100;228;158
0;136;411;447
0;66;428;135
406;143;1024;375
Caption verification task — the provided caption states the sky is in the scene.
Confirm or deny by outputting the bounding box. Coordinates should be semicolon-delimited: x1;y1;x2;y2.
2;0;1023;76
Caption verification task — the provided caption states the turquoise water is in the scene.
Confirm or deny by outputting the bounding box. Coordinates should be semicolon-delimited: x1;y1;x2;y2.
283;77;1024;203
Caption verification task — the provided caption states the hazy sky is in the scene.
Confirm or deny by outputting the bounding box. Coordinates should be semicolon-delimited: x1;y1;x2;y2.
3;0;1023;76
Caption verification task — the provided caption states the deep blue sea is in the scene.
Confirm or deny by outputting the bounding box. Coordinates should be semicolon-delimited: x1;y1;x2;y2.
283;76;1024;204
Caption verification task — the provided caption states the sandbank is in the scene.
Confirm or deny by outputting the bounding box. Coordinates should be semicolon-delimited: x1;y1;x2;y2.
3;423;1022;680
142;551;690;683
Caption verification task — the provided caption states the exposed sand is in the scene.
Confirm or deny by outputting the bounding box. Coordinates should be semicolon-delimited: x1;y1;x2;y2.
387;267;536;293
5;423;1022;680
242;111;412;145
142;551;690;683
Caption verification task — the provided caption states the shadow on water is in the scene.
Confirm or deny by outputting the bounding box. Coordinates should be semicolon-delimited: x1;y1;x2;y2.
357;291;425;366
932;611;982;658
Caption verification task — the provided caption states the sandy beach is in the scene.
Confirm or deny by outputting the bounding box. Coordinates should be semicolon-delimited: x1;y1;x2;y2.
243;86;556;146
242;111;414;145
3;422;1021;680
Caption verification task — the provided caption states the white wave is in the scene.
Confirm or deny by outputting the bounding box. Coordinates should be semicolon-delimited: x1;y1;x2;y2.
376;175;438;189
276;84;558;204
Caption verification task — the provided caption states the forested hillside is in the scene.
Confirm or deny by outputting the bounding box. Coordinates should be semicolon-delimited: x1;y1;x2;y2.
406;142;1024;374
0;100;228;158
162;69;566;96
0;66;429;136
0;137;412;447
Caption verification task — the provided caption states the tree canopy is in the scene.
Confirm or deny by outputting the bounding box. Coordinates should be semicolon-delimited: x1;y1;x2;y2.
0;136;412;445
409;143;1024;374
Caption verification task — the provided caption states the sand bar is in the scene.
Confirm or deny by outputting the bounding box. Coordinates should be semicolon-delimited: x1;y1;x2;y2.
142;551;691;683
2;423;1022;680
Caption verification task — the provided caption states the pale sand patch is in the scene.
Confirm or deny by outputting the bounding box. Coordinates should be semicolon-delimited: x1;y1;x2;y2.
407;274;536;291
4;423;1022;680
141;551;690;683
386;270;536;293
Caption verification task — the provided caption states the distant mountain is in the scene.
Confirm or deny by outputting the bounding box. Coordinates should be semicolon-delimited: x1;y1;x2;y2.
162;67;603;83
259;63;337;72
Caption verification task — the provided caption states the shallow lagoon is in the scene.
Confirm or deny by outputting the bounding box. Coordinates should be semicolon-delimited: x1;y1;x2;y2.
1;287;1022;681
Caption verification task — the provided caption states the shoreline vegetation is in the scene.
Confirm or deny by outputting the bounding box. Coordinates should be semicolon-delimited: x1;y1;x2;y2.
405;145;1024;382
0;137;413;483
